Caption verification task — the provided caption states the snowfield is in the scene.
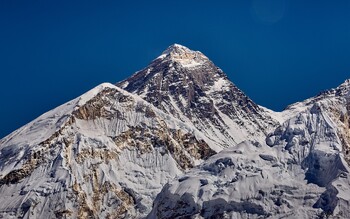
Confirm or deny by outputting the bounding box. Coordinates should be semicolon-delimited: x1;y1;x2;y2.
0;44;350;218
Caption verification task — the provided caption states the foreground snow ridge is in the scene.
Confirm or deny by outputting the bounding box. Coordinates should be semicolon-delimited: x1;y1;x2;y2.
1;44;350;219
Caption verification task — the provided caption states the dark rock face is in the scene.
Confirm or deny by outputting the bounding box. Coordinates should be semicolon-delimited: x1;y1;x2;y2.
118;44;278;146
147;186;201;219
200;198;269;218
3;44;350;219
113;124;216;170
313;185;339;214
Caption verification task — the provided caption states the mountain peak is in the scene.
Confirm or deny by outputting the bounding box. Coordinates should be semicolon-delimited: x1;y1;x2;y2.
118;44;277;148
333;78;350;98
337;78;350;90
319;78;350;97
157;44;208;67
161;43;192;55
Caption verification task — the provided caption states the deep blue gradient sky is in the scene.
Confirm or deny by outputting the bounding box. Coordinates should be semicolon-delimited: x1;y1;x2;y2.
1;0;350;138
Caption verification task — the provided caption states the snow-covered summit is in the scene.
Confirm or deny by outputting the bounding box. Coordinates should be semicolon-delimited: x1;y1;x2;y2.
2;44;350;218
333;79;350;97
118;44;279;148
160;43;193;56
156;43;209;68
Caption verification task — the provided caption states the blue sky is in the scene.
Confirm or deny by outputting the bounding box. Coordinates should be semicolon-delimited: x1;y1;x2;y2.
1;0;350;138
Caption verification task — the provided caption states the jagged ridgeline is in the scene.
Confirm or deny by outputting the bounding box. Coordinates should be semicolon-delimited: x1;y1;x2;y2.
0;44;350;219
149;78;350;218
117;44;278;147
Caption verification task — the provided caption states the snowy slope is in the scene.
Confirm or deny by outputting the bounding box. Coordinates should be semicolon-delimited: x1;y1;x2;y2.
118;44;279;147
149;141;327;218
148;80;350;219
1;44;350;219
282;79;350;162
0;83;217;218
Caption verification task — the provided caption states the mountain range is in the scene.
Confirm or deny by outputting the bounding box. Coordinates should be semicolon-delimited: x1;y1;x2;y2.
0;44;349;218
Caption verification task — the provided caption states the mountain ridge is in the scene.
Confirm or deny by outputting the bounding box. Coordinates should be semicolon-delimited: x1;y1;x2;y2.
0;82;219;218
149;61;350;218
0;44;349;218
117;44;279;147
